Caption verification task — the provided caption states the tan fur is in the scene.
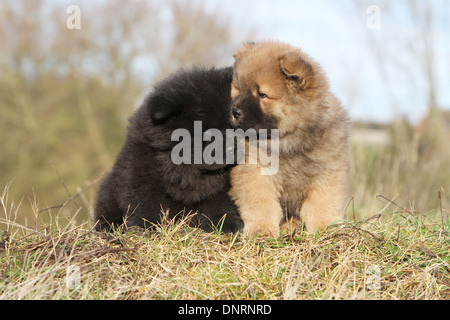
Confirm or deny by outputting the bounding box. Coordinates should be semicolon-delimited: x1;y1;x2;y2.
229;41;349;237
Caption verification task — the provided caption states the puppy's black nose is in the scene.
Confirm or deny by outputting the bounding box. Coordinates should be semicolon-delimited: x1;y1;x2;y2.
232;107;243;119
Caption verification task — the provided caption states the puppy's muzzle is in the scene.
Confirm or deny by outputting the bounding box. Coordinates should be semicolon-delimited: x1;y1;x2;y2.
232;106;243;119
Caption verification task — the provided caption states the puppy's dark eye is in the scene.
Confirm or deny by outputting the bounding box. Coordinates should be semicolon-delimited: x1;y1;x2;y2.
257;90;267;99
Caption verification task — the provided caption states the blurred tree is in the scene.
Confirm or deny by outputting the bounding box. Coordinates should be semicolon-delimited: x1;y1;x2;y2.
155;0;236;76
351;0;450;212
0;0;253;225
355;0;449;115
370;1;450;157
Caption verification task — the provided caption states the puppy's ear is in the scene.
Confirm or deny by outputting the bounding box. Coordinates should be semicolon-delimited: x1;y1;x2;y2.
233;41;256;61
148;94;183;124
279;52;314;90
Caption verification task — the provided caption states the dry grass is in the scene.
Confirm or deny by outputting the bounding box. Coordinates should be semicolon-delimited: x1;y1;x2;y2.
351;115;450;214
1;116;449;300
1;183;448;300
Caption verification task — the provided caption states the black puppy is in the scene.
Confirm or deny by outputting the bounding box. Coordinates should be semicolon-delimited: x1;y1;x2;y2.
93;67;242;233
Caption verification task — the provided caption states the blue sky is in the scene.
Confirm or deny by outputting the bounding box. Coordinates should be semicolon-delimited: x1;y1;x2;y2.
212;0;450;123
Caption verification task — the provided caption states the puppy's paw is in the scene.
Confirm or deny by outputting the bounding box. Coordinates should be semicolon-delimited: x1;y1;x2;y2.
244;222;280;238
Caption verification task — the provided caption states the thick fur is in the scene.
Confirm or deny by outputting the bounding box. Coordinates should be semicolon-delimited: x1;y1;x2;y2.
229;41;349;237
93;67;242;233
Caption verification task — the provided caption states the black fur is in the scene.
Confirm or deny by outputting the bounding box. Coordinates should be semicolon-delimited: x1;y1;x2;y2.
230;92;279;135
93;67;242;233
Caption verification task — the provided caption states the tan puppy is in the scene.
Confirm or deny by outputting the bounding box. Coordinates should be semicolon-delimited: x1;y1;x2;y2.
229;41;349;237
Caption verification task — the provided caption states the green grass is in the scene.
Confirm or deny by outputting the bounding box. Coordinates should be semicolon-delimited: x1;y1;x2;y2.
1;189;448;299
